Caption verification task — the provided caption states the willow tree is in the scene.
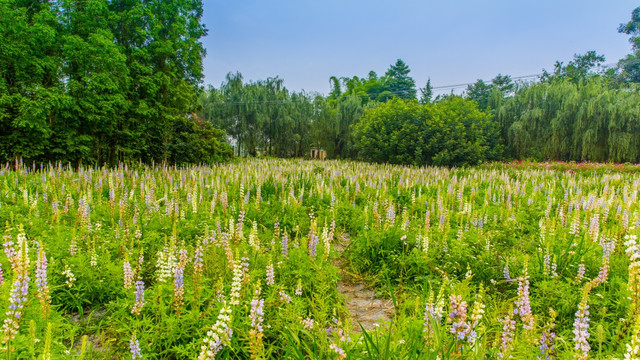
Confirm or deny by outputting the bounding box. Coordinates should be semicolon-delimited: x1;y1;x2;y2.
497;78;640;162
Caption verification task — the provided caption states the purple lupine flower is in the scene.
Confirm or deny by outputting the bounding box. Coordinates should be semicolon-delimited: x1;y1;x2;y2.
498;314;516;358
279;290;292;304
281;234;289;258
573;295;590;359
266;262;275;286
129;334;143;359
35;248;50;315
539;329;556;360
308;234;318;259
132;280;145;315
173;248;188;310
250;299;264;333
449;295;473;342
576;263;585;282
503;263;512;281
514;272;534;330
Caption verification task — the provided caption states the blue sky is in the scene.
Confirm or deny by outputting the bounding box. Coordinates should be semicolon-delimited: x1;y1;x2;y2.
201;1;639;95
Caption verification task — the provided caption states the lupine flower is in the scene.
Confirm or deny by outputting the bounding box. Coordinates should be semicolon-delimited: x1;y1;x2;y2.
424;284;447;337
265;262;275;286
249;298;265;334
625;234;640;310
123;261;134;289
470;289;486;338
624;315;640;360
198;304;233;360
279;290;292;304
63;265;76;288
326;317;349;360
90;246;98;267
330;343;346;360
449;294;474;342
248;221;259;251
249;299;264;359
132;280;145;315
156;246;176;283
514;264;534;330
302;317;314;330
2;232;29;345
576;263;586;282
308;233;318;259
129;334;142;359
498;314;516;358
173;248;188;311
229;260;244;305
193;242;204;289
573;289;591;360
503;262;512;281
295;279;302;296
35;247;50;317
539;308;557;360
241;256;250;283
281;233;289;258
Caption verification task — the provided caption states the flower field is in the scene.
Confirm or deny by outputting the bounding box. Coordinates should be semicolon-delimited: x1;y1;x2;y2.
0;159;639;359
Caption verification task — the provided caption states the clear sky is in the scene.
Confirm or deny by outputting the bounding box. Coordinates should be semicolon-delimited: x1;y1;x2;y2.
201;0;639;95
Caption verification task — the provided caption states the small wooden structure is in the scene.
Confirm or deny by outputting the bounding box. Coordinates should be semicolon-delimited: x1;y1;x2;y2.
310;147;326;160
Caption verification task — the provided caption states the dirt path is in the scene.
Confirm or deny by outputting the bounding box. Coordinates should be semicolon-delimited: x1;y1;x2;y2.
334;234;395;332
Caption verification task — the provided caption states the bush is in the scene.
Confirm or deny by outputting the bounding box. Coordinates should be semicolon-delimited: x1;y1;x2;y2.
353;97;502;166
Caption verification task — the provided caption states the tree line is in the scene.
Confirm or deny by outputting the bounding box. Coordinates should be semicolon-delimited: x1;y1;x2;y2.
201;6;640;165
0;0;231;166
3;3;640;166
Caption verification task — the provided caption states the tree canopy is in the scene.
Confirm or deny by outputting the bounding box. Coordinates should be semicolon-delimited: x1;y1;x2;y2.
0;0;231;165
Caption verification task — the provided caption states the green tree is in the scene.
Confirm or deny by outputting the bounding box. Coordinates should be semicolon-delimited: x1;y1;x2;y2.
419;78;433;104
353;98;499;166
384;59;417;100
617;6;640;83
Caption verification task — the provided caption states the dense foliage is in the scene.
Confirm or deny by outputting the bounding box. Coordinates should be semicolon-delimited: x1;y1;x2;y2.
496;79;640;163
0;159;639;359
0;0;231;165
352;98;502;166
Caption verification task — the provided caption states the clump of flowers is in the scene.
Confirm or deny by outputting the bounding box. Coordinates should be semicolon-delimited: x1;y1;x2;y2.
449;294;475;343
625;234;640;311
539;308;557;360
249;298;265;359
156;245;176;283
198;304;233;360
35;247;51;317
498;314;516;359
229;260;244;305
514;262;534;330
1;229;30;347
302;317;314;330
173;248;188;312
424;282;447;340
573;287;591;360
129;334;142;359
63;265;76;288
469;287;485;339
123;260;134;289
295;279;302;296
326;317;349;360
132;280;145;316
279;290;292;304
265;261;275;286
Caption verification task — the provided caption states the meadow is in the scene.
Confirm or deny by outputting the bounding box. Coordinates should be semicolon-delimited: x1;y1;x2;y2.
0;159;638;359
